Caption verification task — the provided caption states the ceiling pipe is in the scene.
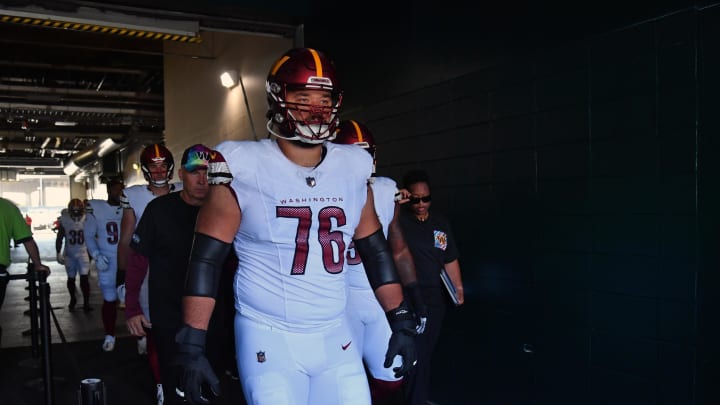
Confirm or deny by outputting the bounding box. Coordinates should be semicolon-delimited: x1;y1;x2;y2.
0;102;163;116
0;82;164;99
0;130;127;138
0;60;150;76
0;141;76;153
63;137;123;175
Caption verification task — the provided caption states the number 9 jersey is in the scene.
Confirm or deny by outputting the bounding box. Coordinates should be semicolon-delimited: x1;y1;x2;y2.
84;199;123;257
216;138;372;332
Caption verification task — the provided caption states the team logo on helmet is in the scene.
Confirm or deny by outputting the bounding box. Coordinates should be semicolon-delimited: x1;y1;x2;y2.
256;351;266;363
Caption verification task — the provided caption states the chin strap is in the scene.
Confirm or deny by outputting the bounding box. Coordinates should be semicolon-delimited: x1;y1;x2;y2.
266;119;335;144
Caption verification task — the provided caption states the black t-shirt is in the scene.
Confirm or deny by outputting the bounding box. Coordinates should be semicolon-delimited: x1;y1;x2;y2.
399;209;459;289
130;191;199;331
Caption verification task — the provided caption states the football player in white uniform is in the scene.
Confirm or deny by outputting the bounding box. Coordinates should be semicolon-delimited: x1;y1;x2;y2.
333;120;428;404
84;178;124;352
172;48;418;405
119;143;181;403
56;198;92;312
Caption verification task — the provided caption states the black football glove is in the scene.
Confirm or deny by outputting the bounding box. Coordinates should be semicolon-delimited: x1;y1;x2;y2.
385;300;418;378
173;324;221;405
405;282;428;334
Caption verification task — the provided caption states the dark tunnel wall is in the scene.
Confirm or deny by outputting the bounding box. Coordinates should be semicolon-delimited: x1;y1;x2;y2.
309;3;719;404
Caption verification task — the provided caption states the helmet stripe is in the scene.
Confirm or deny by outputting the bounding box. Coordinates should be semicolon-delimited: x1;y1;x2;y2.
153;143;161;158
270;55;291;76
350;120;364;142
308;48;323;77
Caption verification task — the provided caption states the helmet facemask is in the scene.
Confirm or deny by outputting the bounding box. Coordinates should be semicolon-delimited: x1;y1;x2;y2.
140;144;175;187
265;48;342;144
68;198;84;219
142;163;172;187
267;84;342;144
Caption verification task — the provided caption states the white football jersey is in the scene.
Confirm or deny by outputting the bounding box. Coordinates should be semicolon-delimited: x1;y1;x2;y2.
59;211;88;258
345;176;398;290
121;183;182;226
84;199;123;256
216;139;373;332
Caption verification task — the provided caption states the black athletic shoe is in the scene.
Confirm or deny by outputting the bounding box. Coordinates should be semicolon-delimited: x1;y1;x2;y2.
83;304;93;312
68;296;77;311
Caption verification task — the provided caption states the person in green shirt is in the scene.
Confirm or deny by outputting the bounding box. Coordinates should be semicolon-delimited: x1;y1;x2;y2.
0;197;50;310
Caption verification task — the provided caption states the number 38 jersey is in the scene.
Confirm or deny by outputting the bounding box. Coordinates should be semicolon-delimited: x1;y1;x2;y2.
216;139;373;332
59;211;88;258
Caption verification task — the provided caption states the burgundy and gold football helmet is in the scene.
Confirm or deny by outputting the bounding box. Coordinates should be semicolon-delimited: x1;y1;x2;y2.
140;143;174;187
266;48;342;144
68;198;84;218
334;120;377;173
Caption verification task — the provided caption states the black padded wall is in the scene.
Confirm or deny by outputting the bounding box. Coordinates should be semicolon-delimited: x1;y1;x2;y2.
308;3;719;404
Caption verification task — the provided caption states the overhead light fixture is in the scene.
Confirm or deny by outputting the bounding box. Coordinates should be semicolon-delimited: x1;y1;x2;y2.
96;138;121;157
220;70;238;89
55;121;78;127
63;160;81;176
63;137;123;176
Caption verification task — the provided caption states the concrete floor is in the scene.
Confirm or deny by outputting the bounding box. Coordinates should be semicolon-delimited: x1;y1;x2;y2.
0;229;460;404
0;231;248;405
0;228;131;349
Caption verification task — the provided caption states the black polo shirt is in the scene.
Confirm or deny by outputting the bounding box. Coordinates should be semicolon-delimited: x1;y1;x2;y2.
399;209;459;290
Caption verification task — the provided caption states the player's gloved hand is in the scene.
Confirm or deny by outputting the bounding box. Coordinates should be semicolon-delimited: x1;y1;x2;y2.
405;282;428;334
116;284;126;306
385;300;418;378
56;252;65;265
91;252;109;272
173;324;221;405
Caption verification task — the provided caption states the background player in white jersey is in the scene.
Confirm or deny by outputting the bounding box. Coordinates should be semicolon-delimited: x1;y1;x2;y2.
56;198;92;312
333;120;429;404
120;142;181;404
118;143;182;310
84;178;124;352
172;48;418;405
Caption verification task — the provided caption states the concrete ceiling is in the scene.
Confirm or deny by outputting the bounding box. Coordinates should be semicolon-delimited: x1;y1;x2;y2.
0;0;302;175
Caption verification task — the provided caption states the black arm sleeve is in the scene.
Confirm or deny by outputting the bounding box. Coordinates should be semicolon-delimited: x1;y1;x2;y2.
184;233;232;298
55;225;64;253
353;228;400;290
